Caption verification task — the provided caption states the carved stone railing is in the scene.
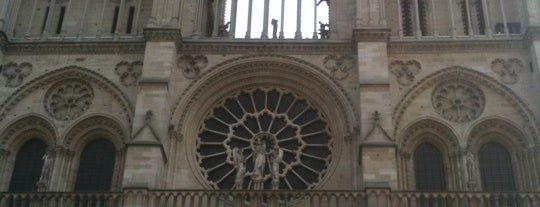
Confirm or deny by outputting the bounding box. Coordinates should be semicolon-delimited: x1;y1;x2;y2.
1;190;539;207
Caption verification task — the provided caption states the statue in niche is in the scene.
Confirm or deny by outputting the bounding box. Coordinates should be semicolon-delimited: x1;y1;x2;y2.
252;139;267;190
465;152;478;189
38;152;54;184
218;22;230;37
271;19;278;39
319;21;330;39
232;147;246;189
270;147;283;189
316;0;329;6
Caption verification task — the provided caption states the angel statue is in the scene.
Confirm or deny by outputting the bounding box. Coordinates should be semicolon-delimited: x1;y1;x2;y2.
270;147;283;189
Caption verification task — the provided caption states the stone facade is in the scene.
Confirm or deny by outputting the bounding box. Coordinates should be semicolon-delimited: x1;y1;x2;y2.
0;0;539;204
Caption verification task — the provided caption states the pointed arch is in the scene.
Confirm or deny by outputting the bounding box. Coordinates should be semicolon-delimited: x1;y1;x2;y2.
398;117;460;153
0;65;134;124
0;114;56;149
467;118;529;152
63;115;127;151
392;66;539;143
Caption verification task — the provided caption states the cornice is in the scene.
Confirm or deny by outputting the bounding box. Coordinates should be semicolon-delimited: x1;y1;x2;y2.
4;41;145;55
179;40;353;55
388;39;526;54
143;28;182;48
352;28;391;43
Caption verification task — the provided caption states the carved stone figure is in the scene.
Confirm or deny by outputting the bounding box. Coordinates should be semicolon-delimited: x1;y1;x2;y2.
318;21;330;39
465;152;477;182
45;79;94;120
431;79;485;123
270;147;283;189
491;58;523;84
232;147;246;189
177;55;208;79
38;152;54;184
115;61;143;86
252;139;267;183
323;55;355;80
271;19;278;39
1;62;32;87
218;22;231;37
389;60;421;85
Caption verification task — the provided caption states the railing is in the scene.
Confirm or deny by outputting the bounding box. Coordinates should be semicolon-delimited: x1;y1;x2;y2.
1;190;539;207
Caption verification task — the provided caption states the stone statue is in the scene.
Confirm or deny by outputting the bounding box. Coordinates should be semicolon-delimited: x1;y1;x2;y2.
318;21;330;39
465;152;477;183
270;147;283;189
252;139;267;180
232;147;246;189
271;19;278;39
218;22;231;37
38;152;53;184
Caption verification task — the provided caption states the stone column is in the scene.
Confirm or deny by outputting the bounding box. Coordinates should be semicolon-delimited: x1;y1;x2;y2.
525;28;540;128
0;148;11;190
121;29;180;203
48;147;75;191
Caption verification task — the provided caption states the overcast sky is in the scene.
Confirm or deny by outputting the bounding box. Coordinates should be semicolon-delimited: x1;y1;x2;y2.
224;0;329;39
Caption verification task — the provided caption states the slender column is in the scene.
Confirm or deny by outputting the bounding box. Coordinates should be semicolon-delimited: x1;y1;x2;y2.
245;0;253;38
25;0;40;36
497;0;508;36
294;0;302;39
312;0;317;39
447;0;456;37
464;0;473;36
279;0;285;39
413;0;421;38
0;148;10;190
0;0;10;30
531;149;540;189
132;0;143;35
193;0;204;37
97;0;107;34
429;0;437;36
480;0;491;37
396;0;403;39
211;0;219;37
229;0;238;38
78;0;91;38
178;0;185;28
114;0;126;37
261;0;269;39
42;0;57;37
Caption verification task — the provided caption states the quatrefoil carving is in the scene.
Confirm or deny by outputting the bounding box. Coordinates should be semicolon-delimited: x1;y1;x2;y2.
389;60;421;85
491;58;523;85
323;55;355;80
115;61;143;86
177;55;208;79
1;62;32;87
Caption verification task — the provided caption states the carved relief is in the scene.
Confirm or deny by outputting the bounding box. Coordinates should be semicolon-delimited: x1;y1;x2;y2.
491;58;523;84
115;61;143;86
1;62;32;87
323;55;355;80
431;80;485;123
389;60;421;85
44;79;94;121
177;55;208;79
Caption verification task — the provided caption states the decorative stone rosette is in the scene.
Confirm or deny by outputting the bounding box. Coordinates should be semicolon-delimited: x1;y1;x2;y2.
44;79;94;121
197;88;332;190
389;60;421;85
177;55;208;79
491;58;523;85
115;61;143;86
431;79;485;123
1;62;32;87
323;55;355;80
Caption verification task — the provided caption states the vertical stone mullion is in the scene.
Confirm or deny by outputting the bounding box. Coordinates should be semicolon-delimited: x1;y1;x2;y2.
0;148;11;190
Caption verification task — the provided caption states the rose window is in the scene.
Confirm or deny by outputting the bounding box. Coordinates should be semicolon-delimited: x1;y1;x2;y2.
431;79;485;123
197;88;332;190
45;79;94;120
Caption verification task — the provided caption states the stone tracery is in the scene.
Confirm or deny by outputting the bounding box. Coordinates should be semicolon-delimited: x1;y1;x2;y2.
44;79;94;121
431;79;485;123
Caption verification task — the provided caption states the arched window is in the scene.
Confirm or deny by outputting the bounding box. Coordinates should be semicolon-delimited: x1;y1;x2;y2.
74;139;116;191
9;139;47;192
479;142;515;191
414;143;446;191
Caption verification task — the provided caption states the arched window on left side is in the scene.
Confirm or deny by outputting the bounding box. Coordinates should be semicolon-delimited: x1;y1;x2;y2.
9;139;47;192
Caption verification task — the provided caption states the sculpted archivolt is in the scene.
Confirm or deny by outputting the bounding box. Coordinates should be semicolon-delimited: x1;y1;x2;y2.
177;55;208;79
431;79;485;123
491;58;523;85
323;55;355;80
115;61;143;86
389;60;421;85
44;79;94;121
1;62;32;87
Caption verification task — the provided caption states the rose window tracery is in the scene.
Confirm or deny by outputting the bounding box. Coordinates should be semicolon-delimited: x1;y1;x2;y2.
431;79;485;123
197;88;332;190
44;79;94;120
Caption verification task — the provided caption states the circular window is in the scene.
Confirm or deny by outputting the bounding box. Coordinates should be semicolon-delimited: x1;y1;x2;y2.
431;79;485;123
44;79;94;121
197;88;332;190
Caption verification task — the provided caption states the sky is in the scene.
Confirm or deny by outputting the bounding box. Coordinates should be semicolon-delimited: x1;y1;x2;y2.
224;0;329;39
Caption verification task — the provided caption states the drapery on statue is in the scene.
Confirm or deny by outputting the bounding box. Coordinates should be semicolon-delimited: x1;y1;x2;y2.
38;152;53;184
252;139;267;181
465;152;478;183
232;147;246;189
270;147;283;189
271;19;278;39
318;21;329;39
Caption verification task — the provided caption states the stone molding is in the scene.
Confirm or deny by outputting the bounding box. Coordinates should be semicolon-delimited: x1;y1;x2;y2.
398;118;459;153
467;118;530;150
143;28;182;48
389;39;525;54
4;41;145;55
0;115;56;148
180;40;353;55
352;28;391;42
63;115;127;150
